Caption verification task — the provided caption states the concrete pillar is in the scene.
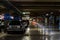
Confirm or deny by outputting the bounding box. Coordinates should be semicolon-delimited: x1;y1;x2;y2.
45;18;48;26
59;16;60;30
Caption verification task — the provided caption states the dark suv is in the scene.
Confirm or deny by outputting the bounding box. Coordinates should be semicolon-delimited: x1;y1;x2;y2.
6;20;29;34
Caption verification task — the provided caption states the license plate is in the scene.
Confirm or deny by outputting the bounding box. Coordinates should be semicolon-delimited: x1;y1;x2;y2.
17;26;20;28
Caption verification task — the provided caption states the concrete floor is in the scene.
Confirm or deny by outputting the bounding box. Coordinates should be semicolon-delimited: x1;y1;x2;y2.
0;24;60;40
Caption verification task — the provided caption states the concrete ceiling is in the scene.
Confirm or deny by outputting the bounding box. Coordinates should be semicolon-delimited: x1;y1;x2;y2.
0;0;60;16
9;1;60;16
8;0;60;2
10;2;60;12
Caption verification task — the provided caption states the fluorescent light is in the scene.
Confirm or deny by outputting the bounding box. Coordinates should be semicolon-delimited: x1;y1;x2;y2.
46;14;49;16
23;12;26;14
23;12;30;14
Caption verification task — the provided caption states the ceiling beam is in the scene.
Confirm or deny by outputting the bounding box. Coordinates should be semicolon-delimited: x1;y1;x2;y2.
8;0;60;2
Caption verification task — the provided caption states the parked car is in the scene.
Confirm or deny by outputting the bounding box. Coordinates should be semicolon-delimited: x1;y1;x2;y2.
0;20;5;33
6;20;29;34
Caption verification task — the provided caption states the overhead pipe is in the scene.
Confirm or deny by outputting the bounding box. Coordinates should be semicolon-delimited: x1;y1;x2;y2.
6;0;21;13
1;0;22;16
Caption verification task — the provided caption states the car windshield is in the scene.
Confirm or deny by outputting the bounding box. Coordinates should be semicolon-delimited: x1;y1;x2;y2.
9;21;21;25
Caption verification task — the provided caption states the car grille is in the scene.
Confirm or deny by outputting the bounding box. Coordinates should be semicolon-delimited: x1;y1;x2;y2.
9;25;20;29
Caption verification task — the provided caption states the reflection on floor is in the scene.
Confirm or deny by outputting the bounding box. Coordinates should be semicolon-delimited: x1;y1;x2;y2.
0;24;60;40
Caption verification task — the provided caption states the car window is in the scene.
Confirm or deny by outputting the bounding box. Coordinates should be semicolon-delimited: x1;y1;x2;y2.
9;21;20;25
